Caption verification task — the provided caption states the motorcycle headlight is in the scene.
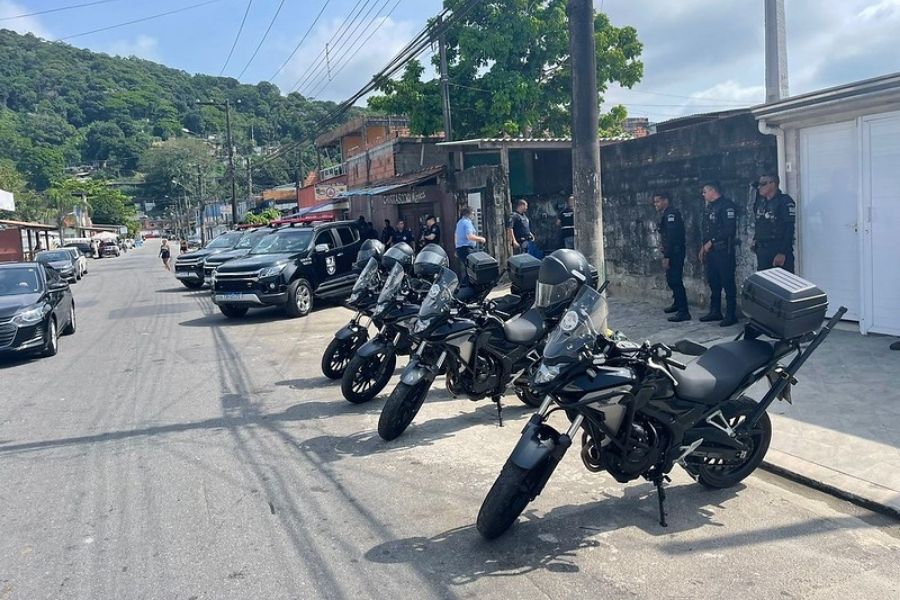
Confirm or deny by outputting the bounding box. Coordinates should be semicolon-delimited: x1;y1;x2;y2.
13;304;50;326
533;362;563;385
259;263;287;278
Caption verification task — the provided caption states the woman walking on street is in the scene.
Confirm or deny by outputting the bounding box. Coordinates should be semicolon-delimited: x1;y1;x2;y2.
160;239;172;271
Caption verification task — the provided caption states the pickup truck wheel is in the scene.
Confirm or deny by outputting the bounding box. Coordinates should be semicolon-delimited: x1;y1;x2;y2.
181;280;204;290
219;304;249;319
284;279;313;318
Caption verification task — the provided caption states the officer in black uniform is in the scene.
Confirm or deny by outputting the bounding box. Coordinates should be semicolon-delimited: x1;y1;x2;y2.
421;215;441;246
391;220;415;246
507;199;533;255
699;182;739;327
752;174;795;272
557;196;575;249
653;192;690;322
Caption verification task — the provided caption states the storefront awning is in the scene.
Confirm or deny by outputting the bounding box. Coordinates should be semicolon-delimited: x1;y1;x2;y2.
273;199;348;225
336;166;445;198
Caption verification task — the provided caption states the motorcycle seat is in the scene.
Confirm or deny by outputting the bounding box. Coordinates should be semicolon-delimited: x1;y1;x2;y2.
491;293;522;317
672;340;774;405
503;308;546;345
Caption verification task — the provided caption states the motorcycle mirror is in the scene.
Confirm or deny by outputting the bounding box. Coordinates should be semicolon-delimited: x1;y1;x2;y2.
673;339;707;356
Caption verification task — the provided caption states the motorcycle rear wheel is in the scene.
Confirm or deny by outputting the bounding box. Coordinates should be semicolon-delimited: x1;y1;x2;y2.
342;348;396;404
694;397;772;489
477;459;547;539
378;379;431;440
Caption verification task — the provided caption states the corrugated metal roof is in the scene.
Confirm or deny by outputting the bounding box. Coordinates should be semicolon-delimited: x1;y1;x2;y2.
337;165;445;197
437;134;633;149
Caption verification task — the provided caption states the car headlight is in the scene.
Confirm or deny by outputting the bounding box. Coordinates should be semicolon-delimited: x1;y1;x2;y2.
13;304;50;326
258;264;287;278
533;362;563;384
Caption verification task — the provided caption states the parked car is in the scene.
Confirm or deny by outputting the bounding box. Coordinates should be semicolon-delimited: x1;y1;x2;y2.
211;221;362;319
174;230;245;289
100;241;120;258
63;239;95;259
61;247;88;279
201;227;276;285
0;263;76;358
34;250;78;282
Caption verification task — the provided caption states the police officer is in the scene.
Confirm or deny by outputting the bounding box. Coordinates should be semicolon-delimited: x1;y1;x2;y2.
752;174;795;272
653;192;690;322
421;214;441;246
699;182;739;327
557;195;575;249
507;199;534;255
391;219;415;246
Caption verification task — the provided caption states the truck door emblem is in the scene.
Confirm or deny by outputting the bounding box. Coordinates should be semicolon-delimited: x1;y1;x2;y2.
326;256;336;275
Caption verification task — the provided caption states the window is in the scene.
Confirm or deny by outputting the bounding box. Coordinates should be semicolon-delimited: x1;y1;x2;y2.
315;230;336;250
336;227;357;247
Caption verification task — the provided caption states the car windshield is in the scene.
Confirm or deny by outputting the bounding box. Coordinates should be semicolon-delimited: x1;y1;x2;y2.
206;232;243;249
419;267;459;319
0;267;42;296
36;251;71;263
251;230;313;255
542;285;609;362
234;229;271;249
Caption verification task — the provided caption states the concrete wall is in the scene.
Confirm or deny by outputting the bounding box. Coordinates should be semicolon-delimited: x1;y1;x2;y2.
345;138;446;188
451;165;512;269
598;112;777;306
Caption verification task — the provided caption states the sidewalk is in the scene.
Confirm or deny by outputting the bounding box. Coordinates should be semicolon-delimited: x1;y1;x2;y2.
607;293;900;518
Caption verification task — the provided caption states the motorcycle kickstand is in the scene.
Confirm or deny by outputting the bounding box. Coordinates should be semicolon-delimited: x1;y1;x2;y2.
654;475;671;528
492;395;503;427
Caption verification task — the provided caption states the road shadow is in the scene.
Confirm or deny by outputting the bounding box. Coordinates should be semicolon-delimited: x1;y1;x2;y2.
178;307;287;327
363;482;744;586
0;354;38;369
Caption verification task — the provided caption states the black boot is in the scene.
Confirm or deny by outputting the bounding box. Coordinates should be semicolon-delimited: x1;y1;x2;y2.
699;311;723;322
719;315;738;327
668;312;692;322
663;304;678;314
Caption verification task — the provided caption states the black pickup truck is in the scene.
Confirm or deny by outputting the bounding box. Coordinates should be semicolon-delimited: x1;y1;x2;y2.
174;231;245;288
211;221;362;318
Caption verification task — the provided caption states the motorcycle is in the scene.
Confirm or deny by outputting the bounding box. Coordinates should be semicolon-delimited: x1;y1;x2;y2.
376;265;563;442
321;257;384;379
476;282;846;539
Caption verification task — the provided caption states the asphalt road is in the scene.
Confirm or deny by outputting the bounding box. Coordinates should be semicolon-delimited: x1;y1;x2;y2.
1;243;898;600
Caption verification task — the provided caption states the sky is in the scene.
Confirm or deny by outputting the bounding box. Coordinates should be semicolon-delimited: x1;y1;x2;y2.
2;0;899;123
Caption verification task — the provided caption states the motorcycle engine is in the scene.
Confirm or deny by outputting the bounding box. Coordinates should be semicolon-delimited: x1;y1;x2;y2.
601;420;662;483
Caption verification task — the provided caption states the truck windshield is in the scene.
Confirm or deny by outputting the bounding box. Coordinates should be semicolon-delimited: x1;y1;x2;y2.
251;230;313;254
206;232;243;249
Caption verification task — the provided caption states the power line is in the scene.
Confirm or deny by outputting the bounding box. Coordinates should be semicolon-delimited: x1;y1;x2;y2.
0;0;125;21
220;0;254;76
269;0;332;82
301;0;394;98
236;0;287;80
57;0;226;41
287;0;367;94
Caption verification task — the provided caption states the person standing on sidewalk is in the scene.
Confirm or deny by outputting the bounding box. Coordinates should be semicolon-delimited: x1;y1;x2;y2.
752;173;796;272
557;195;576;249
507;199;533;255
455;207;485;282
699;182;738;327
654;192;690;322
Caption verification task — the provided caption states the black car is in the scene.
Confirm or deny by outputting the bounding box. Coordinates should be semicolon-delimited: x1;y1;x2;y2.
174;231;245;289
0;263;76;358
211;221;362;318
34;250;78;283
201;227;276;285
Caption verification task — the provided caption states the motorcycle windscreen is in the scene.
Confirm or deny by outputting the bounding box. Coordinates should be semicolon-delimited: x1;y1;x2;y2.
375;263;406;311
350;257;380;301
419;267;459;319
542;285;609;362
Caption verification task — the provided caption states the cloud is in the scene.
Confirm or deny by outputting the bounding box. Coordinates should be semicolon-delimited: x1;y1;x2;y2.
274;15;420;101
103;34;161;62
0;0;52;39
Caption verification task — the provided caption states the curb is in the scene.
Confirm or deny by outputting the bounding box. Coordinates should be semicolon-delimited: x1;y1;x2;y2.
761;450;900;521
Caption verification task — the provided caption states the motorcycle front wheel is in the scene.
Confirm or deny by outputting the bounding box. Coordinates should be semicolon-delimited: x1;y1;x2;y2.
377;378;431;440
477;459;549;539
341;347;397;404
321;336;354;379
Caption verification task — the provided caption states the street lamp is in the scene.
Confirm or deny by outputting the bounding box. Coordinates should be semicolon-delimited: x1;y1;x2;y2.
196;99;239;227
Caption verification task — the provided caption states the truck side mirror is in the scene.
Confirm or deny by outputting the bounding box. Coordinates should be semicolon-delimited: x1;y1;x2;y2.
315;243;330;253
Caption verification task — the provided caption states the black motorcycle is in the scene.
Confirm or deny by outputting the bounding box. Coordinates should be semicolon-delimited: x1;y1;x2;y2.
340;263;423;404
376;266;557;441
321;257;384;379
476;280;846;539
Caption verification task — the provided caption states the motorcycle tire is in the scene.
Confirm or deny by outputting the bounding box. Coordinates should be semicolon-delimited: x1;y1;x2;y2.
321;336;357;380
477;459;546;540
694;396;772;489
341;348;396;404
377;379;431;440
516;384;543;408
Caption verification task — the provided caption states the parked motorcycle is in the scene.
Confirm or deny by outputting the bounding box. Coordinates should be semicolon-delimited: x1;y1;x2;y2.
321;240;387;379
476;270;845;539
377;249;595;441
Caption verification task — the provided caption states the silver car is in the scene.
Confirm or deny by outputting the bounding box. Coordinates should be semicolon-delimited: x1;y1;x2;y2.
34;250;78;282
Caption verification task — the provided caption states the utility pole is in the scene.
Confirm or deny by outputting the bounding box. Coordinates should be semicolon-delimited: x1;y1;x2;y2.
197;165;206;245
246;156;253;209
197;99;238;227
764;0;789;103
437;15;453;142
568;0;604;276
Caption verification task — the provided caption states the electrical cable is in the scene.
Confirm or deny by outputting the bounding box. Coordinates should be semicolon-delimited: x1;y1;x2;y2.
56;0;226;41
269;0;331;81
0;0;125;21
220;0;254;76
236;0;287;79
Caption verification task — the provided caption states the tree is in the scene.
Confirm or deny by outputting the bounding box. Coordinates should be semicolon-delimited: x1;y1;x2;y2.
47;177;136;235
139;138;223;204
0;159;49;222
368;0;643;137
368;61;443;135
